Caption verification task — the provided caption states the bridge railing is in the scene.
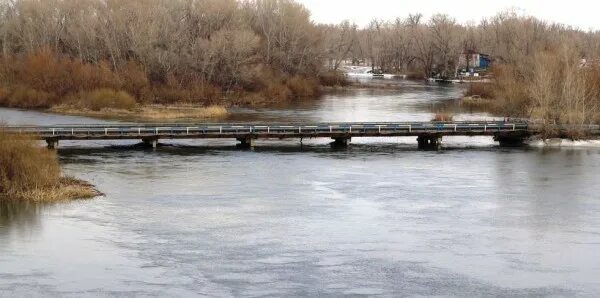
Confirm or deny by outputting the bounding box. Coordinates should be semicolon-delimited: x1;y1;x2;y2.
4;120;529;129
4;122;530;138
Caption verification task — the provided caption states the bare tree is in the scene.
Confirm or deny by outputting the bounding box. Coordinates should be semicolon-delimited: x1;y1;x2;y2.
322;20;357;71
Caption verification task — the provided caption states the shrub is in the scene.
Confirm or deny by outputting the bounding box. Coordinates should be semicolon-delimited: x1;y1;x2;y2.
149;87;186;104
264;82;293;101
72;88;137;111
490;64;531;117
0;87;8;100
4;86;57;108
286;75;320;98
406;72;424;80
0;129;61;195
319;71;349;87
0;49;342;110
465;82;495;99
0;48;127;108
146;74;223;104
187;83;222;104
117;60;149;98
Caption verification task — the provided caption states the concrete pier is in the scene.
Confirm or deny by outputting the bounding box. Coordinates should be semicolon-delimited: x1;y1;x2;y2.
237;137;255;149
331;137;351;147
46;139;59;149
142;137;158;148
494;132;528;147
417;134;442;150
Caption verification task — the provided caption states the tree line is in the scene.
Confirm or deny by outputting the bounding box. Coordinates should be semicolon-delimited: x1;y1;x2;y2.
0;0;599;126
322;11;600;78
322;11;600;126
0;0;327;108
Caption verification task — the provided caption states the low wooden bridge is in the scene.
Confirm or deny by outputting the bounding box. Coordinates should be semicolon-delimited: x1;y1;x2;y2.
5;121;600;150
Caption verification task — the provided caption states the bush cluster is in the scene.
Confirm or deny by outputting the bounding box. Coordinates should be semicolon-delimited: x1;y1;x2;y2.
0;48;327;109
0;130;60;195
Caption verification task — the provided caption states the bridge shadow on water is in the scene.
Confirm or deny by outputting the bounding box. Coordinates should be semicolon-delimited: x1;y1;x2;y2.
54;140;537;165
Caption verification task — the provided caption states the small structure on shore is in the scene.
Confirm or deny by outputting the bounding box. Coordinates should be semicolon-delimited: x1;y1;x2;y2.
459;50;491;70
458;50;492;79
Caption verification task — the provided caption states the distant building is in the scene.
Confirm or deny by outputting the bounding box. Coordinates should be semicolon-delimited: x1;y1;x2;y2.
459;51;491;71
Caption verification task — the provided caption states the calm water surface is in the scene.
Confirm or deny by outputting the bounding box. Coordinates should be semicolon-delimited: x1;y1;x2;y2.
1;81;600;297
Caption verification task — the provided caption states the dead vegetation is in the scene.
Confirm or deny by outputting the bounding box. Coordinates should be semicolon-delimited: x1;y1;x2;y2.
4;177;101;203
464;83;495;99
0;0;327;113
483;46;600;139
50;104;228;121
0;0;598;130
0;129;99;202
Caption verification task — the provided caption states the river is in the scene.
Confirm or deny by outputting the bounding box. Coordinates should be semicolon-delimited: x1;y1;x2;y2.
1;80;600;297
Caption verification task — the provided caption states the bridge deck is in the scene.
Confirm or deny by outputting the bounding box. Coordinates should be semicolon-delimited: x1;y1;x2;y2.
7;121;531;140
5;121;600;149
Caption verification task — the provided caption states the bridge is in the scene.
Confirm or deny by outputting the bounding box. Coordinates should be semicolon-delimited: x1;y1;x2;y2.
5;121;600;150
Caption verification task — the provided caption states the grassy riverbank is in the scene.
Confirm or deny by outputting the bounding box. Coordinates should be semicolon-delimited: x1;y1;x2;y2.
0;129;100;203
49;104;228;122
0;49;342;120
459;47;600;139
2;177;100;203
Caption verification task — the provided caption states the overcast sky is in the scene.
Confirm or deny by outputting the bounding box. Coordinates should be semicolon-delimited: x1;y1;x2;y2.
297;0;600;30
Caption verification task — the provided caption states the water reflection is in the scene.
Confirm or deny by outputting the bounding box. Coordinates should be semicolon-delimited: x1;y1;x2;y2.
229;81;467;123
0;200;43;234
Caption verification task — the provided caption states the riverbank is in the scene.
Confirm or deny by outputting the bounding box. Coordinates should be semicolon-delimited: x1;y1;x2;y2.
49;104;228;122
0;129;100;203
1;177;101;203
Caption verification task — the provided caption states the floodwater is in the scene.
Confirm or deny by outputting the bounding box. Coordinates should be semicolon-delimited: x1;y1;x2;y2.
1;80;600;297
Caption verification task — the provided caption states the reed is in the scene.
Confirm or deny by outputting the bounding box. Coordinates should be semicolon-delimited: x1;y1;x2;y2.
0;129;60;194
0;129;99;202
50;104;228;121
465;82;495;99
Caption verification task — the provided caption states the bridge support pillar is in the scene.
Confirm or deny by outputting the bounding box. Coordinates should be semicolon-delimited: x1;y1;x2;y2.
46;138;59;150
142;137;158;149
494;132;528;147
331;137;350;147
237;137;255;149
417;134;442;150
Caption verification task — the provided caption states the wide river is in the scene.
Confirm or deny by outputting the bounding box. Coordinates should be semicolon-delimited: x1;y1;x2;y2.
1;80;600;297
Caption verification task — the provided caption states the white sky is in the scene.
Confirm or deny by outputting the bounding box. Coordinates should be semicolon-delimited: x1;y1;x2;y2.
297;0;600;30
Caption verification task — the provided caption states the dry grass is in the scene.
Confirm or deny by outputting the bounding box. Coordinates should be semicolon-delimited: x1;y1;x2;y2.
490;48;600;126
0;130;60;194
405;72;425;80
0;129;99;202
138;105;228;120
465;82;495;99
0;48;326;111
286;75;320;98
50;104;228;121
4;177;101;203
319;71;350;87
66;88;137;111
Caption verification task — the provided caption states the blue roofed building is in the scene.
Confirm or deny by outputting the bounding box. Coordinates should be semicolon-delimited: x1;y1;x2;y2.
459;50;492;71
